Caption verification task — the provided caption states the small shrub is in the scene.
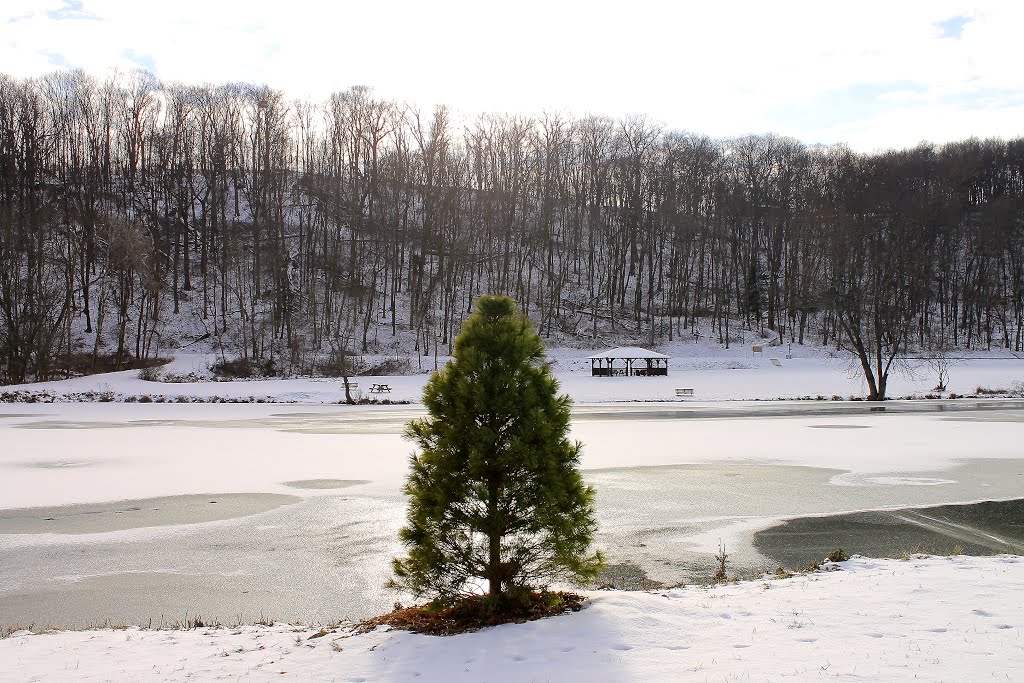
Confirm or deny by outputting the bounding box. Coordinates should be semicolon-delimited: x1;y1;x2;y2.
362;357;412;376
138;395;153;403
56;352;170;378
138;365;162;382
0;391;52;403
1;625;25;639
826;547;850;562
179;614;216;630
712;542;728;583
162;372;207;383
211;357;276;379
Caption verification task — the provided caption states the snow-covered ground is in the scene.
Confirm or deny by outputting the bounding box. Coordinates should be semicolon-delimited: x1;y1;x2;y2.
3;343;1024;404
2;555;1021;682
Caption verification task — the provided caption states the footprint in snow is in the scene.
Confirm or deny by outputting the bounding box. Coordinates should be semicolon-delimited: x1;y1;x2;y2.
511;654;527;661
560;646;575;653
666;645;690;651
973;609;994;617
610;644;632;651
996;624;1014;630
797;638;816;643
926;627;947;633
865;632;884;639
733;644;751;649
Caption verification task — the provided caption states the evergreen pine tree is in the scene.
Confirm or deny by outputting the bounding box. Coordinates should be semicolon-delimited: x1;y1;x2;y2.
391;295;603;608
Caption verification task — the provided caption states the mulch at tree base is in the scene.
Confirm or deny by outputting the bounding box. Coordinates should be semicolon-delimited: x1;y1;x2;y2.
357;591;585;636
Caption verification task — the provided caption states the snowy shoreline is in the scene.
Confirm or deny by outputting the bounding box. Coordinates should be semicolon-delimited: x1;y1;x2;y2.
2;555;1022;682
2;346;1023;406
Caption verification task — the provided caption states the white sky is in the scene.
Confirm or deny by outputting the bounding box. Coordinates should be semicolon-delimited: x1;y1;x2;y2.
2;0;1022;151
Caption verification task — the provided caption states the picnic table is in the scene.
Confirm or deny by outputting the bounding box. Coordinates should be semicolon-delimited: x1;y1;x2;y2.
369;383;392;394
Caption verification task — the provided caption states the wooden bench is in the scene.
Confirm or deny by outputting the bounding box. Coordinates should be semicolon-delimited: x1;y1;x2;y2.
675;388;694;397
369;383;392;394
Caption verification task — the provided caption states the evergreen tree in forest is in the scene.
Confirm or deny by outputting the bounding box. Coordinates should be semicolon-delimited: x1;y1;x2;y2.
744;258;763;328
391;295;603;609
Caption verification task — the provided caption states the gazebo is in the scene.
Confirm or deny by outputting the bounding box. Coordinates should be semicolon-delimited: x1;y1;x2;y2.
587;347;670;377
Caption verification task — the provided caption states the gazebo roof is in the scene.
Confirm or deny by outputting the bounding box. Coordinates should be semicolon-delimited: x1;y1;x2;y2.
586;346;670;360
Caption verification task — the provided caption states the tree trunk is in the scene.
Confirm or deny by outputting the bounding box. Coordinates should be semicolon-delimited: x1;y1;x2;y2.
487;473;502;598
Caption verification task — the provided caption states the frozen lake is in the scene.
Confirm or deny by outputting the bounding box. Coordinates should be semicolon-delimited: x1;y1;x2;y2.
1;400;1023;628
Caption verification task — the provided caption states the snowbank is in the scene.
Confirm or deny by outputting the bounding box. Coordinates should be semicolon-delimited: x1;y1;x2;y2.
2;555;1021;682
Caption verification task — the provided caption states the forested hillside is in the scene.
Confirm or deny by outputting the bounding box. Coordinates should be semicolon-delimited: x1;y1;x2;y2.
2;70;1023;388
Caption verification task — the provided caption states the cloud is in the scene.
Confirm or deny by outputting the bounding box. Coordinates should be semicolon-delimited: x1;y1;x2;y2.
1;0;1020;150
935;15;972;39
46;0;99;21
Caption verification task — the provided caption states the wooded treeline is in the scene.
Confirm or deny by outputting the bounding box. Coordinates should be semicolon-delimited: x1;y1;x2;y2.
2;70;1023;396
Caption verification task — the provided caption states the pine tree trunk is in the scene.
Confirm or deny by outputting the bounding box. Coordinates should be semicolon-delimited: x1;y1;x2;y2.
487;473;502;598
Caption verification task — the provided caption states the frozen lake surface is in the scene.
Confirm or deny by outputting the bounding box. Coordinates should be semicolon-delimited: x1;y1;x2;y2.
1;400;1022;628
